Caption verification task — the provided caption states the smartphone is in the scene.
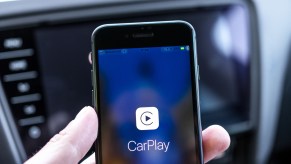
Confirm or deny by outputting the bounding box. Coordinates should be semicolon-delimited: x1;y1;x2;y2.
91;21;203;164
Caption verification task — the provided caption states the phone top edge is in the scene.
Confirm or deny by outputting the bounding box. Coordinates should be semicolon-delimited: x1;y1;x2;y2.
91;20;196;40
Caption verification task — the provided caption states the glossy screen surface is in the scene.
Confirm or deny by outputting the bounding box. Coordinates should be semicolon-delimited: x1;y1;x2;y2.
97;46;197;164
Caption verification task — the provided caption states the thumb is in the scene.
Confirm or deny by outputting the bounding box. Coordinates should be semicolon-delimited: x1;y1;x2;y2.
25;106;98;164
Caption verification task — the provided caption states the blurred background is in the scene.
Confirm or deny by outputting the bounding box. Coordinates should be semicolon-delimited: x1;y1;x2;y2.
0;0;290;163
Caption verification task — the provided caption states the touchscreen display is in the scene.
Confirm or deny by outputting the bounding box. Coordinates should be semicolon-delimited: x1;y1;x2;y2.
97;46;197;163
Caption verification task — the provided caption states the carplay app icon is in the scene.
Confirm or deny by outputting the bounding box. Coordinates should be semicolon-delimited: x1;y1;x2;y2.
136;107;159;130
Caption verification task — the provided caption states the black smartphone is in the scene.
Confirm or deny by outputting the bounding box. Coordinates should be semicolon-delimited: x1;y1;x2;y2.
91;21;203;164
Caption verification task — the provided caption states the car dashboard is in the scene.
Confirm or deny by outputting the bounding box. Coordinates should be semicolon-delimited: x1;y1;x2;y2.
0;0;260;163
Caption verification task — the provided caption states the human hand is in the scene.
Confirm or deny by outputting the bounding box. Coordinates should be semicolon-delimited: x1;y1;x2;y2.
25;106;230;164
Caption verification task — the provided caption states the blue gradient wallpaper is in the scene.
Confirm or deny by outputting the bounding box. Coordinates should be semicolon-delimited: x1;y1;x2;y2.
97;46;197;164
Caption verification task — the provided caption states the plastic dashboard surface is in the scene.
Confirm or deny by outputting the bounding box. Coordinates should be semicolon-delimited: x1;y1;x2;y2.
0;0;259;162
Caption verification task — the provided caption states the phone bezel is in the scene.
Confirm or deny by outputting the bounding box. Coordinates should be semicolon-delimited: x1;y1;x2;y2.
91;20;203;164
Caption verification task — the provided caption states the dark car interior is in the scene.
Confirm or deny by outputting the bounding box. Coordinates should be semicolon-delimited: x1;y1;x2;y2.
0;0;290;163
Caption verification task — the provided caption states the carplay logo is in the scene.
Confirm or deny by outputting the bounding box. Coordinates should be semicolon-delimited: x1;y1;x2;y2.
136;107;159;130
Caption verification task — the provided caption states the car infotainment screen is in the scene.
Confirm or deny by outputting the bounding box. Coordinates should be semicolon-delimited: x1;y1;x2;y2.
0;4;250;158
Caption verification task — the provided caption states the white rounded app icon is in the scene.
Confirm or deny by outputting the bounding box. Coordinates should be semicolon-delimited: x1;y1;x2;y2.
136;107;159;130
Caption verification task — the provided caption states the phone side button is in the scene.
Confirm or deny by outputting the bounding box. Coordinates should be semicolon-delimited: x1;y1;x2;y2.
91;90;94;106
91;70;93;86
197;65;200;80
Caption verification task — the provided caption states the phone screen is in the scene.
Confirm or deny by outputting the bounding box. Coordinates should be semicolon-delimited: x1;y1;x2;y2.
97;45;198;164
